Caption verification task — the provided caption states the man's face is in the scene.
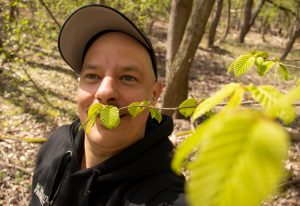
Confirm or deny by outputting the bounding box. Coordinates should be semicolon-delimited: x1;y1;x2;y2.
77;32;161;153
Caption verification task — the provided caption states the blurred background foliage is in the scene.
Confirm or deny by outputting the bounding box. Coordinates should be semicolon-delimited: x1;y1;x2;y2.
0;0;171;63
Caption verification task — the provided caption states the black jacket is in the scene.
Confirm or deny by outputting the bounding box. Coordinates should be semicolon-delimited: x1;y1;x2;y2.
30;115;188;206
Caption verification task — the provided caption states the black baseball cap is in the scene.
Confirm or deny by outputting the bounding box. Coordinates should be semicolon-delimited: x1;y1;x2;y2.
58;4;157;79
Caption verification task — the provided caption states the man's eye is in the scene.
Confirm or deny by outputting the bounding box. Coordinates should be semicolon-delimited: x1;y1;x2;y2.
83;74;100;82
120;75;137;82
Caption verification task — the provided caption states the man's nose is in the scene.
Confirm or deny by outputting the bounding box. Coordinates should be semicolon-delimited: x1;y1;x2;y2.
95;77;119;105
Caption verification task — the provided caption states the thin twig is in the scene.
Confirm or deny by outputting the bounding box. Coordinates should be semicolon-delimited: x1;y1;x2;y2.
281;59;300;62
280;179;300;189
38;0;61;29
0;136;47;143
119;105;197;113
266;0;299;20
284;64;300;69
119;101;300;113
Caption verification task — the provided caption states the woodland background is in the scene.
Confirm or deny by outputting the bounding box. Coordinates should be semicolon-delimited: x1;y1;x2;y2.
0;0;299;205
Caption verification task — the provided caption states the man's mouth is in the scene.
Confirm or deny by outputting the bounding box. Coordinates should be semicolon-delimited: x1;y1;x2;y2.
119;108;128;119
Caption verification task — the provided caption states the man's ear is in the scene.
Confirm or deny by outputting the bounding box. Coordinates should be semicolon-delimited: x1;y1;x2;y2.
152;80;163;104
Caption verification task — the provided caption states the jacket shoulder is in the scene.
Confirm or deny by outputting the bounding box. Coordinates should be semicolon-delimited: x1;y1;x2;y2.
125;172;188;206
34;124;72;172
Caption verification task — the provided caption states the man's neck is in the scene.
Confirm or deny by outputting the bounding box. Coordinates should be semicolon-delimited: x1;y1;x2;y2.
81;136;120;169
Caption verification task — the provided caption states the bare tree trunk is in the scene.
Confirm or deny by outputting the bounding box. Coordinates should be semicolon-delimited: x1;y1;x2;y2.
146;20;155;35
164;0;193;118
239;0;253;42
163;0;216;117
166;0;193;65
1;3;13;62
261;16;269;42
0;5;3;55
249;0;266;28
221;0;231;42
208;0;224;47
280;22;300;60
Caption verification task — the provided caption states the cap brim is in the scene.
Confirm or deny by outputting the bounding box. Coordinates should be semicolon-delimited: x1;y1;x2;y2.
58;5;150;74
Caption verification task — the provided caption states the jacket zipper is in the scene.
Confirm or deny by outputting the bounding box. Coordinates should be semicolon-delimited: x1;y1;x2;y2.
49;151;72;205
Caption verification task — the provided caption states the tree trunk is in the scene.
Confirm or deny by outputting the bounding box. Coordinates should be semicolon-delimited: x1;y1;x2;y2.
280;22;300;60
146;20;155;35
0;4;8;63
221;0;231;42
261;16;269;42
239;0;253;42
163;0;216;117
249;0;266;28
166;0;193;65
207;0;224;47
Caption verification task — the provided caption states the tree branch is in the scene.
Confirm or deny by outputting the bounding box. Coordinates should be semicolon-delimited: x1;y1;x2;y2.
38;0;61;29
280;179;300;189
266;0;299;20
118;101;300;114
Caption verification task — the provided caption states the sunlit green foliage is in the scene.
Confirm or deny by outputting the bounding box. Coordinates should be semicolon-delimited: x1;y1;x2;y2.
107;0;171;31
128;101;149;117
0;0;171;63
224;87;245;111
227;51;293;80
173;110;289;206
191;83;240;122
100;105;120;129
149;107;162;123
247;85;296;124
2;1;298;204
178;98;197;118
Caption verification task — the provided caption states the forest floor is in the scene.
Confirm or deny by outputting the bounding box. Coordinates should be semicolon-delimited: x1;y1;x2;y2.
0;21;300;205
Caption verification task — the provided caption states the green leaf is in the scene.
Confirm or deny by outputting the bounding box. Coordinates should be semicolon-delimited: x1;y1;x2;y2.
247;85;281;109
263;61;276;74
224;87;245;110
85;115;97;133
80;103;103;132
149;108;162;123
88;102;103;117
172;120;208;174
269;83;300;125
174;110;289;206
178;98;197;118
247;85;296;124
253;51;269;58
283;82;300;103
278;63;289;81
227;60;236;74
128;101;146;117
256;64;267;76
255;56;264;66
234;53;255;77
191;83;240;122
257;61;275;76
100;105;120;129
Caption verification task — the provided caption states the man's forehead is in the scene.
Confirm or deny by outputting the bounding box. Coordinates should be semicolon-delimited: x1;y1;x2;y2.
82;32;156;81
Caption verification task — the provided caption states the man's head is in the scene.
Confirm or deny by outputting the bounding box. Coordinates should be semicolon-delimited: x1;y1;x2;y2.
58;4;158;79
58;5;162;154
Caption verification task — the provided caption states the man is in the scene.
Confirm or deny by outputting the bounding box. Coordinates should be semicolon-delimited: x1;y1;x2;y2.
30;4;187;206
